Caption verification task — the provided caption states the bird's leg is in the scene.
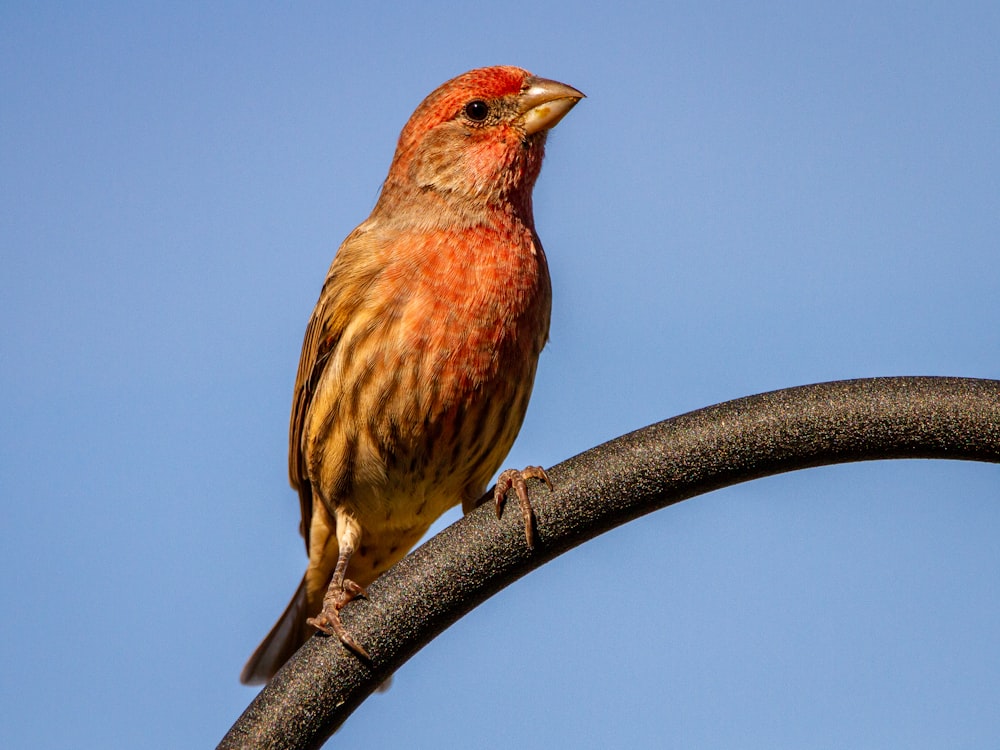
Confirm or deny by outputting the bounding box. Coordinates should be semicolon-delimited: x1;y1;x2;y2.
307;510;370;659
494;465;553;550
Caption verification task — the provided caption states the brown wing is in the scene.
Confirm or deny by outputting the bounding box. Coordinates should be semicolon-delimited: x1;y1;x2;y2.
288;268;350;553
288;226;384;554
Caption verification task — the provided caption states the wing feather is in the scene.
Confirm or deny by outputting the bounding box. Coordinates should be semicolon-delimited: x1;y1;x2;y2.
287;227;384;553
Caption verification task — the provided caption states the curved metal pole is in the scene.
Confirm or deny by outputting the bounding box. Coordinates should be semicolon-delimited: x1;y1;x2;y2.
219;376;1000;750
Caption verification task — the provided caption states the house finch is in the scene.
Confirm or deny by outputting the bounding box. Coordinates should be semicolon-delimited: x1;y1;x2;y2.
241;66;583;685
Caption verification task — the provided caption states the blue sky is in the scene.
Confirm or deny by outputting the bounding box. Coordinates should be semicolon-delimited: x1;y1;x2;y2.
3;3;998;747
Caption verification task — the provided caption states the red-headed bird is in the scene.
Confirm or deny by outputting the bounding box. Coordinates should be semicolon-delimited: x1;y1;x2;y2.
241;66;583;684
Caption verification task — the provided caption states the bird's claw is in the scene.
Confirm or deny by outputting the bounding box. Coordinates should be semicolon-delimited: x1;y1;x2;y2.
494;465;553;550
307;579;371;659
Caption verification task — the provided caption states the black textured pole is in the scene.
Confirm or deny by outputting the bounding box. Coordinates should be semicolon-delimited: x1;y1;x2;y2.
220;376;1000;749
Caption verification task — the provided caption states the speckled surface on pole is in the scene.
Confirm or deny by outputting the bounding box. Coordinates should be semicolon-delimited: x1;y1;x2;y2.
219;376;1000;750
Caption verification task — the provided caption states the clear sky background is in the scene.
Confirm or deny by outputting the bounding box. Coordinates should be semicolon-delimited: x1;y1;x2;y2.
3;3;999;748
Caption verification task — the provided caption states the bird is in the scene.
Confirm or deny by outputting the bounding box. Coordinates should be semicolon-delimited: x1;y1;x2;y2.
241;66;583;685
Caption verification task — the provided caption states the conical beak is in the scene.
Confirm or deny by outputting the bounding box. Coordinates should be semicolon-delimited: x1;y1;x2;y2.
519;76;585;135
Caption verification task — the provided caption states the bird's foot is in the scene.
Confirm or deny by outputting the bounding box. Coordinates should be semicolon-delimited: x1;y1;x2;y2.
494;465;553;550
307;578;370;659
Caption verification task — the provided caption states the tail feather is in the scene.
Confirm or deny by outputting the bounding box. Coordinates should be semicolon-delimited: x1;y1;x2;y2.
240;576;310;685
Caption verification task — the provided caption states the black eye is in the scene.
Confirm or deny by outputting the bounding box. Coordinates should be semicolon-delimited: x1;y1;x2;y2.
464;100;490;121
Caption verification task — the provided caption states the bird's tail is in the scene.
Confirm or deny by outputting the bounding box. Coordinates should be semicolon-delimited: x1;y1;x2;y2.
240;576;310;685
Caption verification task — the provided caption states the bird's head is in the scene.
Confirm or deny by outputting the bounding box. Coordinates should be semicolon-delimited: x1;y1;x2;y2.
378;66;584;218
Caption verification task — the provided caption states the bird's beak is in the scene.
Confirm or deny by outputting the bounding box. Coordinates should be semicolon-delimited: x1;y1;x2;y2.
519;77;585;135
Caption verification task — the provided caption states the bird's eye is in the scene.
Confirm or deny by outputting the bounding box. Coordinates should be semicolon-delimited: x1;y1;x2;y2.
464;100;490;121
